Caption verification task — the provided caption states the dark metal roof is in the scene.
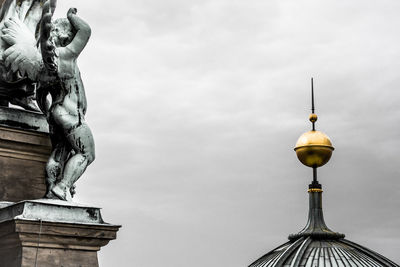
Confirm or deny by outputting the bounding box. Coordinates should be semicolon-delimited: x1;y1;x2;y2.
249;185;400;267
249;237;399;267
288;188;344;241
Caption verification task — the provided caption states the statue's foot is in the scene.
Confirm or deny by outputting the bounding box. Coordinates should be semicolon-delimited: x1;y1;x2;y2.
45;181;56;199
51;183;72;201
10;96;40;112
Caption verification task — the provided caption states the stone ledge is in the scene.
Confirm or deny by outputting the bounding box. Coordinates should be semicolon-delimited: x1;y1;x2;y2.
0;199;118;225
0;107;48;133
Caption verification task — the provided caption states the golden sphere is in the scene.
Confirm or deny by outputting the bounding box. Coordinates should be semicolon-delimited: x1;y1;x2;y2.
294;130;334;168
309;113;318;123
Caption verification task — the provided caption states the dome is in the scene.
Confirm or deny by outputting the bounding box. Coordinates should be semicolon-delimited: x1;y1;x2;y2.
294;130;334;168
249;238;399;266
248;188;400;267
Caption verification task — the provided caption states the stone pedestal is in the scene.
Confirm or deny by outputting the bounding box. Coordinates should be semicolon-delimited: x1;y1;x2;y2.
0;199;120;267
0;107;120;266
0;107;51;201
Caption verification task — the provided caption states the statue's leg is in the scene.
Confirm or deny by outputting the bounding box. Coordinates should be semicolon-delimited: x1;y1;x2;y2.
49;105;95;200
45;141;70;198
51;124;95;201
10;95;40;111
64;123;95;183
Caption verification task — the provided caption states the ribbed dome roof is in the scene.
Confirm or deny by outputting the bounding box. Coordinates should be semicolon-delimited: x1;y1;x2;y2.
249;237;398;266
249;187;400;267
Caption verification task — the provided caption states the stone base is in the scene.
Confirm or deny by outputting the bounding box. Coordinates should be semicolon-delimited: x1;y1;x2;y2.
0;107;51;201
0;199;120;267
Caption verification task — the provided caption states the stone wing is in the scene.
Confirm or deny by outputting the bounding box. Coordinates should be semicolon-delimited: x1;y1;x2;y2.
1;17;42;80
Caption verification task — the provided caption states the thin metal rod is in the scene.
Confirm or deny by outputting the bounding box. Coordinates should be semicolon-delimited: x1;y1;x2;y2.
311;78;316;130
311;78;315;114
313;167;317;184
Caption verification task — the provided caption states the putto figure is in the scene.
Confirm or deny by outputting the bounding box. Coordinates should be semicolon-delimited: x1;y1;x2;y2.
38;1;95;201
1;0;95;201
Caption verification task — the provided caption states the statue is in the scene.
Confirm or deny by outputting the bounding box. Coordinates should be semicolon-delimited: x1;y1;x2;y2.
0;3;119;265
1;0;95;201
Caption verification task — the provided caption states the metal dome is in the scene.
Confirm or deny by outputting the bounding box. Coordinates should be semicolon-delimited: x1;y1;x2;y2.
248;187;400;267
249;237;399;266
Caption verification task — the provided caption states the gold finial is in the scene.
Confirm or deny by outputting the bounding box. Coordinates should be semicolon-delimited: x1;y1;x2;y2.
294;78;334;186
309;113;318;124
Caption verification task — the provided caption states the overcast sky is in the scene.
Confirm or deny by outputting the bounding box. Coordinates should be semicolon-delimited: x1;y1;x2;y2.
51;0;400;266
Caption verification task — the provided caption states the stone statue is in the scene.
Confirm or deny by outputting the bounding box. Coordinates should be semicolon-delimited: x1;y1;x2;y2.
1;0;95;201
0;0;43;111
38;0;95;201
0;3;119;265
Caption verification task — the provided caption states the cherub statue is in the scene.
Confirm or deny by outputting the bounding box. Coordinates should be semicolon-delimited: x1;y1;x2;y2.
2;0;95;201
38;1;95;201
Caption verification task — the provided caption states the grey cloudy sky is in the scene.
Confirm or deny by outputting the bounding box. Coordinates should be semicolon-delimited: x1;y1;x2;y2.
54;0;400;266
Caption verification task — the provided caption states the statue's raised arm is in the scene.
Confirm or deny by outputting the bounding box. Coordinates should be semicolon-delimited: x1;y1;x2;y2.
66;7;91;57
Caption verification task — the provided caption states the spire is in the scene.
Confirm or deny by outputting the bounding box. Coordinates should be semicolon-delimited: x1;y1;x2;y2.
294;78;334;186
311;77;316;131
288;188;345;240
290;78;344;241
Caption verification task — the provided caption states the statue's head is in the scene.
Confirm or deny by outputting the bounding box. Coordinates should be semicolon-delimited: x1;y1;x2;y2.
51;18;76;47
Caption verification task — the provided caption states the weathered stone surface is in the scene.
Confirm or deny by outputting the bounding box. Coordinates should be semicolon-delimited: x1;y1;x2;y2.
0;199;105;224
0;108;51;201
0;200;120;267
0;107;49;133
